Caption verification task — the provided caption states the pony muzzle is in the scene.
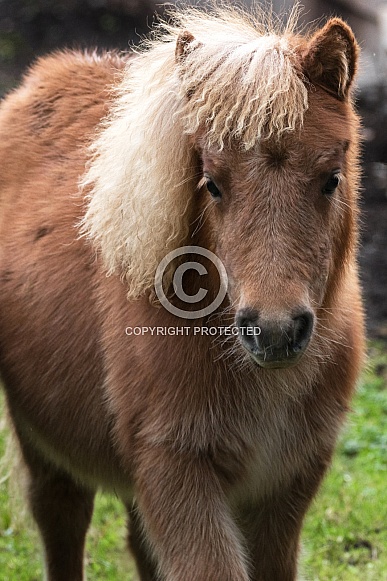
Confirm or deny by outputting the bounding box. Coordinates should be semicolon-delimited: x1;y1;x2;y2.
236;307;314;368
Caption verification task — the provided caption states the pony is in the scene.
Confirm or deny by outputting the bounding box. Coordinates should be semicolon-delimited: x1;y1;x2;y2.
0;6;365;581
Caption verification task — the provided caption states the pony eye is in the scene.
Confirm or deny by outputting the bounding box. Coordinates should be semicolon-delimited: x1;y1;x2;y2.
322;172;340;195
206;179;222;199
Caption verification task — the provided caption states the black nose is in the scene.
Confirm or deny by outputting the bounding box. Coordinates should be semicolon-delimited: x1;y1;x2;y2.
236;307;314;367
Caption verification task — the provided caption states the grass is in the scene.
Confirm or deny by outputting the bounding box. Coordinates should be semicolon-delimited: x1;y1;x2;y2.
0;343;386;580
302;342;387;580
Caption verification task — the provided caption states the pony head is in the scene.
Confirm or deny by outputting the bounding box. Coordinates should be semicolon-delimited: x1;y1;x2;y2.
81;7;360;369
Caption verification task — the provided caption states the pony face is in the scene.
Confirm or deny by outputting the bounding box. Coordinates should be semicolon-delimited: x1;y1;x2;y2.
194;88;358;368
175;16;360;369
82;9;360;370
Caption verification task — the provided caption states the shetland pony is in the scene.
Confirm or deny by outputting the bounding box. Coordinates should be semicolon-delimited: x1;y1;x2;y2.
0;7;364;581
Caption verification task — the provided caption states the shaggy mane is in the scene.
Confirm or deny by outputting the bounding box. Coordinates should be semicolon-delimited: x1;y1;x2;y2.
81;6;309;298
172;7;308;149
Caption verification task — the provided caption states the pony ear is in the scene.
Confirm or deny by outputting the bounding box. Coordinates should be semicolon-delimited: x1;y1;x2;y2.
175;30;198;62
301;18;359;100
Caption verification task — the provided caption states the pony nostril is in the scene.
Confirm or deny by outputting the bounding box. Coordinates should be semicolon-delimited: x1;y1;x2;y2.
236;308;261;352
236;308;259;330
292;311;314;352
236;308;314;361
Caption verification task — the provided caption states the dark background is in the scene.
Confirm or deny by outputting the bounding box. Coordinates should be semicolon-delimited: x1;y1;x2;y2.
0;0;385;338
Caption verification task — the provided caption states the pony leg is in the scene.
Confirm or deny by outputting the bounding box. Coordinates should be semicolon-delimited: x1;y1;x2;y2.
23;450;95;581
239;466;327;581
127;502;160;581
134;447;250;581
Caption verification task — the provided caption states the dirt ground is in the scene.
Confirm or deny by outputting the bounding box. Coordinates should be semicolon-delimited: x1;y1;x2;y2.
357;89;387;338
359;174;387;338
0;1;386;338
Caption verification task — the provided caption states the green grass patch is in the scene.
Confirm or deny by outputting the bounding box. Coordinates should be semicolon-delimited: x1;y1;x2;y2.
302;343;387;580
0;343;386;580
